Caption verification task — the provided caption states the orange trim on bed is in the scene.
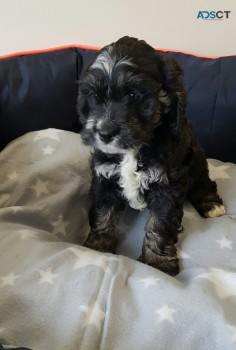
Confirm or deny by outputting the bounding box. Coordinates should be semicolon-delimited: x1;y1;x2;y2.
0;43;234;60
0;44;99;60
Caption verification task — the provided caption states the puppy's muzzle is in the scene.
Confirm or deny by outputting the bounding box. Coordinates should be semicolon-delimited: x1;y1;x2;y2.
96;120;120;144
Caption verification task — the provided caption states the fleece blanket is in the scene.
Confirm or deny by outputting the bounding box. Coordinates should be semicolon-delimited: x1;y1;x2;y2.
0;129;236;350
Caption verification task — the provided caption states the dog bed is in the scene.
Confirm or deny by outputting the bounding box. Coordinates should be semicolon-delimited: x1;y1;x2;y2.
0;45;236;349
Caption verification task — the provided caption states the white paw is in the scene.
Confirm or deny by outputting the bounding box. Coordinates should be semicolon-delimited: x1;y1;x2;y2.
206;204;226;218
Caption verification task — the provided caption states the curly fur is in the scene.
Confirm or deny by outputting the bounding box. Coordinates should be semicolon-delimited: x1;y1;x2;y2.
77;36;225;276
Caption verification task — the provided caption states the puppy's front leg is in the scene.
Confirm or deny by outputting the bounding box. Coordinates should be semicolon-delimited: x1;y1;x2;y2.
84;176;124;254
140;184;184;276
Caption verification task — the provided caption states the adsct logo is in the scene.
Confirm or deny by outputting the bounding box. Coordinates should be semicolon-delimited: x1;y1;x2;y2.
197;10;231;20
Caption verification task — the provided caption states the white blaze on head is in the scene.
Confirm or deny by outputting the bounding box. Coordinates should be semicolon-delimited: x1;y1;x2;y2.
90;48;135;77
90;50;114;76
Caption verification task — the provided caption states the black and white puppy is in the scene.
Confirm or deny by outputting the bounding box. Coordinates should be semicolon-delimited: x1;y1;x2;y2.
77;36;225;276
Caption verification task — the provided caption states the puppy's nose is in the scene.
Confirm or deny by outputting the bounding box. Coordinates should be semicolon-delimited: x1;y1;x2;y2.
97;123;120;143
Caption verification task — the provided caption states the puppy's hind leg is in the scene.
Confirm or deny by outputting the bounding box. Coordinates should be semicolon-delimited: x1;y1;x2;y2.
188;168;225;218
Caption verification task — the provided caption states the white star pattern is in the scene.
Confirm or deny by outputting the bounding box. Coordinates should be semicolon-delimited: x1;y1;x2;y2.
0;272;20;288
39;269;59;285
69;247;119;273
80;302;105;331
195;268;236;299
208;162;231;180
139;276;159;289
42;145;55;155
30;178;50;198
51;215;69;236
34;129;62;142
228;325;236;343
18;229;37;240
216;236;233;249
7;171;20;180
155;304;177;323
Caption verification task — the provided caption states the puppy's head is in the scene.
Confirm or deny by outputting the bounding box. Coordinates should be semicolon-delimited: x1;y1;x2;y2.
77;36;186;154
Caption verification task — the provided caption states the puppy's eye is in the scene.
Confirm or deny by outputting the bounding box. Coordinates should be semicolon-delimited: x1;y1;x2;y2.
129;92;142;103
80;87;98;99
81;88;91;96
93;93;100;101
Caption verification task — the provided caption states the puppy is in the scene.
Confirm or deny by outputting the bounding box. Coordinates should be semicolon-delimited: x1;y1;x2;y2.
77;36;225;276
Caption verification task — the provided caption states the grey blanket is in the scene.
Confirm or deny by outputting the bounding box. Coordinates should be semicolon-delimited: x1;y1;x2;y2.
0;129;236;350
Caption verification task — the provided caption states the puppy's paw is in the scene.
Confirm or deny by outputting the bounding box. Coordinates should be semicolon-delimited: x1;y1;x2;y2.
138;246;179;276
194;193;225;218
84;234;116;254
204;203;226;218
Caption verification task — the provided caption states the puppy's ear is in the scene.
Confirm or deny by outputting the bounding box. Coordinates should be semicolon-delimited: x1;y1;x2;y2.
157;54;187;135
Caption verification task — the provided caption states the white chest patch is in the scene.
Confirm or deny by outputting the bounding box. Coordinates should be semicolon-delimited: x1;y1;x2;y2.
118;152;147;210
95;151;168;210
